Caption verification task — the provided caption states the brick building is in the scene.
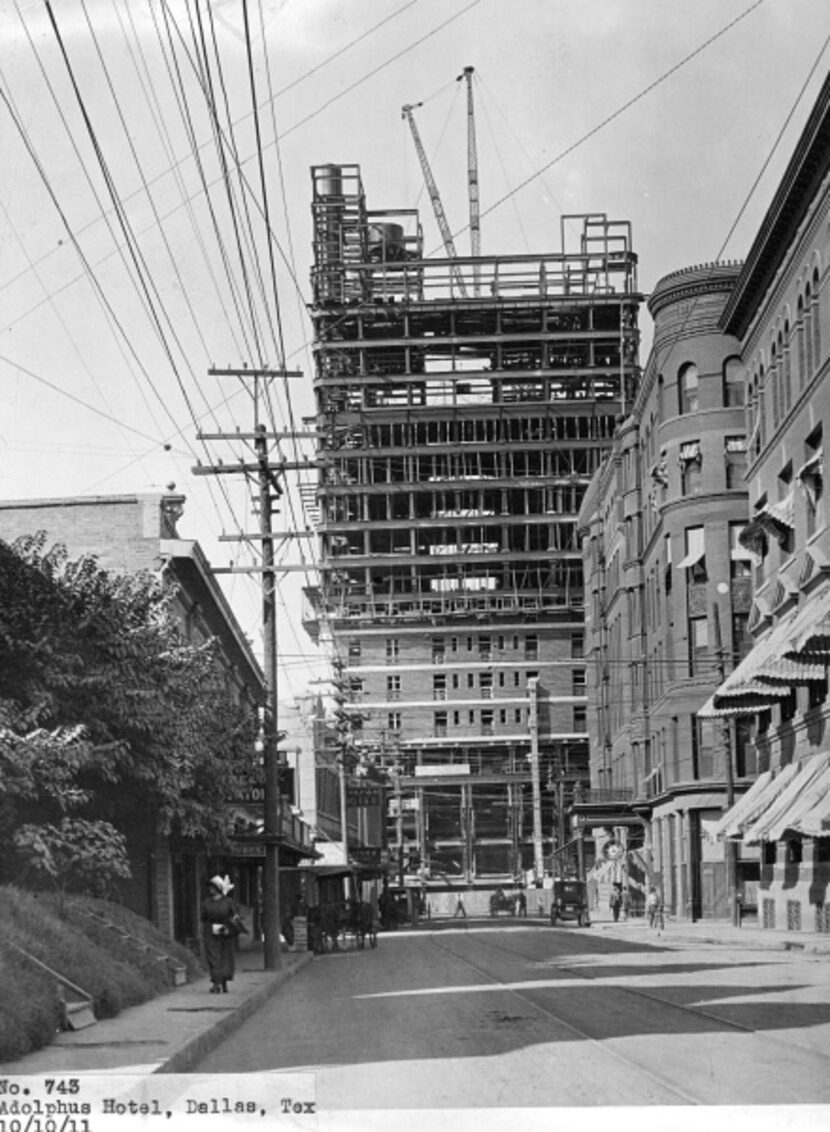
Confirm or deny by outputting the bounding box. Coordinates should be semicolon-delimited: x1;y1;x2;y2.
578;263;751;919
0;492;314;944
705;73;830;933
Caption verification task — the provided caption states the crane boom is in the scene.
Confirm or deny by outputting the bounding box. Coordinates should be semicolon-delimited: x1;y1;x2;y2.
402;101;468;298
459;66;481;294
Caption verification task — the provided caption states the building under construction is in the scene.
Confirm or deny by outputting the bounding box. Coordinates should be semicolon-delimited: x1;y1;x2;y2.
304;158;642;906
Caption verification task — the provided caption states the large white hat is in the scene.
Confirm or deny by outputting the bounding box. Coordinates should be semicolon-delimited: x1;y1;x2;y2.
209;874;234;895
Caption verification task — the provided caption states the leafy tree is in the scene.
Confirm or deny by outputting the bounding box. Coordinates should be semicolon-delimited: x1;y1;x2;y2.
0;534;261;894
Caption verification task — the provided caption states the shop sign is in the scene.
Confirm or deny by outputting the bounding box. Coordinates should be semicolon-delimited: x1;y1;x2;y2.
347;785;383;807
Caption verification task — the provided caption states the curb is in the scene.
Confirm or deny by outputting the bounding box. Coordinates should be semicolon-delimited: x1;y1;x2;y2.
154;952;313;1074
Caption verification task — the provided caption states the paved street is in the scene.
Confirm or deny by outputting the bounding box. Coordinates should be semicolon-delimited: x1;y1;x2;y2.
193;922;830;1108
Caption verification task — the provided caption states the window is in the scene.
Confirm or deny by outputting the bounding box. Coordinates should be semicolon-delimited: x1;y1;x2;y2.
679;526;707;583
481;710;494;734
387;675;402;700
572;669;586;696
573;705;587;731
812;267;822;371
498;671;505;688
780;688;797;723
432;637;445;663
514;708;523;725
524;635;539;660
479;635;492;659
571;632;584;659
723;356;744;407
526;671;539;684
688;616;709;676
452;673;460;690
453;711;460;725
801;425;823;539
434;711;447;737
467;673;475;689
432;674;446;700
348;640;361;664
725;437;746;489
692;718;715;778
388;712;401;732
678;362;699;414
479;672;493;698
679;440;702;495
514;672;521;687
386;638;399;663
499;709;507;724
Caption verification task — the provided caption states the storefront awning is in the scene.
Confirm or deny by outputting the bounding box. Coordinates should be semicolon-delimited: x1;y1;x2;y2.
785;584;830;661
789;761;830;837
709;763;803;840
743;753;830;844
702;604;827;717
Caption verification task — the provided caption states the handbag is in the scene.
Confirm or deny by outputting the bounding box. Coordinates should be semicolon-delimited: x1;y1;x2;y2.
227;913;248;937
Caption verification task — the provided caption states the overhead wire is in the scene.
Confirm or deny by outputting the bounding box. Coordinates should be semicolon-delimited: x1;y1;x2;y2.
41;0;252;555
440;0;769;250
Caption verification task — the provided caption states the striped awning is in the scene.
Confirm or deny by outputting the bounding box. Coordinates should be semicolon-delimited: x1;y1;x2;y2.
790;761;830;838
709;763;801;840
785;584;830;661
702;603;828;717
743;753;830;843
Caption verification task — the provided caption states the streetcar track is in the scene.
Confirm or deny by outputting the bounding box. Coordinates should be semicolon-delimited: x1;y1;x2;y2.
427;927;830;1102
427;930;703;1105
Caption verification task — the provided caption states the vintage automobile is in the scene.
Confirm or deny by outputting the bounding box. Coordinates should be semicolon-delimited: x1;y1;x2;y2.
489;888;515;917
549;879;591;927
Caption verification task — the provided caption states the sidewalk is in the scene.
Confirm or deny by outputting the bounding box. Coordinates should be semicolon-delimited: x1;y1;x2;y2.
0;944;312;1077
589;908;830;956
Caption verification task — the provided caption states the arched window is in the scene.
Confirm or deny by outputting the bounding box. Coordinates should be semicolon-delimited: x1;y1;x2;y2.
678;362;698;414
812;267;822;370
770;341;779;426
805;283;814;377
798;295;806;386
723;356;743;407
782;326;792;414
758;364;766;449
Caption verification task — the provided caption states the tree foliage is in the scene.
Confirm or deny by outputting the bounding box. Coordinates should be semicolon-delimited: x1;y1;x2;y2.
0;534;260;893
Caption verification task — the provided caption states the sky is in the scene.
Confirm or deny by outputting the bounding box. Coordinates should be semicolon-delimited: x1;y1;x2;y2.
1;0;828;710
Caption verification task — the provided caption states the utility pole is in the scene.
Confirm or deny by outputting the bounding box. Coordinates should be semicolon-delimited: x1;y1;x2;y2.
712;603;740;928
193;365;303;970
528;677;544;883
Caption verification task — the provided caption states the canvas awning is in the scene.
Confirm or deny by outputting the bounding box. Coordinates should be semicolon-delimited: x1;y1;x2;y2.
743;753;830;843
789;761;830;838
785;584;830;661
702;605;827;717
709;763;802;840
677;526;705;569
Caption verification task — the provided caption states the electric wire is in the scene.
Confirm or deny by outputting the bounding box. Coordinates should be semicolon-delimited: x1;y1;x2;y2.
442;0;769;249
0;0;424;306
41;1;254;561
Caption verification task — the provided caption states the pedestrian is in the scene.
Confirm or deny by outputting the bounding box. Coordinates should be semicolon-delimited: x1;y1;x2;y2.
453;895;467;919
646;885;659;928
517;890;527;918
201;874;239;994
609;882;623;923
621;887;631;921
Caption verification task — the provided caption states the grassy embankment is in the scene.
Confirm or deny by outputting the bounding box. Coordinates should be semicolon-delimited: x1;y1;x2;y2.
0;885;204;1063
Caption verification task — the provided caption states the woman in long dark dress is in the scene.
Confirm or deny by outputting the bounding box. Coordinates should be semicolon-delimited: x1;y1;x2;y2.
201;875;237;993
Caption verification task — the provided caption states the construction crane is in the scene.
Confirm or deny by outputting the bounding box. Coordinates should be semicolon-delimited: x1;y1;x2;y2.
458;65;481;295
401;100;468;299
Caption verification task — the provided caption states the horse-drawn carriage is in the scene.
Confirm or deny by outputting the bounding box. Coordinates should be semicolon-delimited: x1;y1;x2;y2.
307;900;378;954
